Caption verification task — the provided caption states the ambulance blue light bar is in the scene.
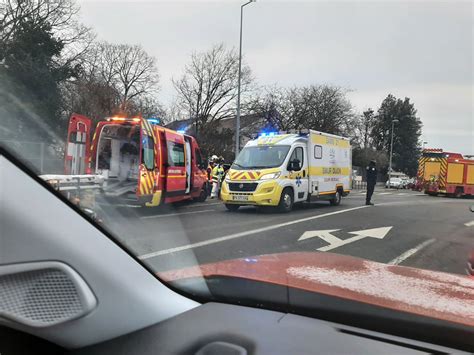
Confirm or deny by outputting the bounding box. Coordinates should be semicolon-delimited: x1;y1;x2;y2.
259;131;278;137
177;129;186;134
147;118;160;125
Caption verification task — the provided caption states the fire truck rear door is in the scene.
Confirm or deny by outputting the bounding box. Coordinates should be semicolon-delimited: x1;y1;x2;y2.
184;138;192;194
165;132;186;196
65;114;92;174
138;119;157;198
424;161;441;181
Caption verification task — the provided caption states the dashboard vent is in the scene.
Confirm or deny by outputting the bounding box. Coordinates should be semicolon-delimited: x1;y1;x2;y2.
0;262;97;327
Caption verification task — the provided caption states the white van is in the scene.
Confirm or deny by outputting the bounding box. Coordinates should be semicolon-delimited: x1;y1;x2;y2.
221;130;352;212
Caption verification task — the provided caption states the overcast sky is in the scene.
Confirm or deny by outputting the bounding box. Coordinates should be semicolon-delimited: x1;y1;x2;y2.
78;0;473;153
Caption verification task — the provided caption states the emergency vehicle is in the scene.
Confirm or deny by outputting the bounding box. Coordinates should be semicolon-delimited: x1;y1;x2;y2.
62;113;208;207
417;148;474;197
221;130;351;212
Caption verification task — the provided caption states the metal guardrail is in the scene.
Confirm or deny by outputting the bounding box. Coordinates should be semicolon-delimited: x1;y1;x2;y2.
352;181;367;190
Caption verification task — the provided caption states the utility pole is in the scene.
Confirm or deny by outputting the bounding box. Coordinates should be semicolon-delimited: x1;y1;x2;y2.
235;0;255;159
388;119;399;183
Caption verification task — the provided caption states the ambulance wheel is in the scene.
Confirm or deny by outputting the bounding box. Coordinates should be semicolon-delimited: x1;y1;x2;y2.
330;191;342;206
196;185;208;202
225;204;240;212
278;188;294;213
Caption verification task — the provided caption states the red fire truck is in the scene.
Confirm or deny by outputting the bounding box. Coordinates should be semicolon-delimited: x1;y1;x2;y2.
63;113;208;207
416;148;474;197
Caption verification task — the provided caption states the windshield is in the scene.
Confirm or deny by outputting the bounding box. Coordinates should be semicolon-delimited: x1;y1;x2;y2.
232;145;290;169
1;0;473;334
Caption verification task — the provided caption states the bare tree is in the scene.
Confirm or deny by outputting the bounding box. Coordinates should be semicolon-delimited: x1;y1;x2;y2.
350;108;375;148
63;41;160;122
172;43;253;134
249;84;354;136
304;85;354;136
248;86;309;131
111;43;159;110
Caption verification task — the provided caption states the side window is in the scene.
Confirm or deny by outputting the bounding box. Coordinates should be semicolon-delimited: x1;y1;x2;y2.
289;147;304;167
168;142;185;167
314;145;322;159
195;148;204;168
141;135;155;170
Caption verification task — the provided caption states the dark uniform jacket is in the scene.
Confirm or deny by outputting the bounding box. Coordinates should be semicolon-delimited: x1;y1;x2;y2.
366;166;377;186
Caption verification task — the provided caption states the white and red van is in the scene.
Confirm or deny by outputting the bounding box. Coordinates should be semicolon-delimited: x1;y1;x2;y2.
64;113;208;207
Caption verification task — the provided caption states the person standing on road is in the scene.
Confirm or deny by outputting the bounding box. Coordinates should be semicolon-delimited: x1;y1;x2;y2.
210;157;224;199
366;160;377;206
207;155;218;196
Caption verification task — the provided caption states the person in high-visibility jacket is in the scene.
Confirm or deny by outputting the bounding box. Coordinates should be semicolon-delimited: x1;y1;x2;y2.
211;159;225;199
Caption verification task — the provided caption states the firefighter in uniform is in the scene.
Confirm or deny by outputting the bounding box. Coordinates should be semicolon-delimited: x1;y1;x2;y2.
211;157;225;199
366;160;377;206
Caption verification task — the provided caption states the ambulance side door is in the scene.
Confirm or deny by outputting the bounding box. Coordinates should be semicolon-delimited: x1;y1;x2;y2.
287;145;309;202
165;132;187;196
65;114;92;175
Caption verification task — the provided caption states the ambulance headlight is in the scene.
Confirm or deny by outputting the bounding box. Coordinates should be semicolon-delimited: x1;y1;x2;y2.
260;172;281;180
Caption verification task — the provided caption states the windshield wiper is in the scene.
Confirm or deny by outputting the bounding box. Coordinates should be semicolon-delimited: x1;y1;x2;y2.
245;165;273;169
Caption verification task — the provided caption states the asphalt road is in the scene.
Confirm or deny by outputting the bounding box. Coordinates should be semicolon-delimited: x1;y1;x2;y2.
97;189;474;276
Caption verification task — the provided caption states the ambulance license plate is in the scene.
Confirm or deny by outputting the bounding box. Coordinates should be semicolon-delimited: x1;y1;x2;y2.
233;195;249;201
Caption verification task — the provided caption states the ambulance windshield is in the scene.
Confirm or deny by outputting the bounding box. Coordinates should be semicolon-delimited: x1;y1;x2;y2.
232;145;291;169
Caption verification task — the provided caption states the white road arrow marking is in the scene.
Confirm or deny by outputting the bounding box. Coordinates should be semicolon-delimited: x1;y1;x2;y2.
348;226;393;239
317;226;393;252
298;229;341;243
464;220;474;227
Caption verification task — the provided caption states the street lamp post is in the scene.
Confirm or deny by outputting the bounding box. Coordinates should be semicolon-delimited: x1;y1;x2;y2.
388;119;399;183
235;0;255;159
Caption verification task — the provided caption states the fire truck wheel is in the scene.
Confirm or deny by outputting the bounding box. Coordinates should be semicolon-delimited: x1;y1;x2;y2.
278;188;294;213
196;185;208;202
225;204;240;212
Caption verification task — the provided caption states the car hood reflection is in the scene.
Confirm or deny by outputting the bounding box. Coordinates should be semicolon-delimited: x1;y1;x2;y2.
158;252;474;327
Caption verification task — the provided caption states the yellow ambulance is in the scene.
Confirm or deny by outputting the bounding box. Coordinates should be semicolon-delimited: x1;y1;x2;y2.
221;130;351;212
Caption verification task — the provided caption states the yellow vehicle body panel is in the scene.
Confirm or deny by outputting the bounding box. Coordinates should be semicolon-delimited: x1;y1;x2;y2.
424;161;441;181
311;134;350;148
447;163;464;184
467;165;474;185
221;179;283;206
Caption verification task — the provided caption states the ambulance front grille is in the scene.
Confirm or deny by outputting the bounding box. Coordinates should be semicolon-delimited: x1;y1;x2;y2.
228;182;258;192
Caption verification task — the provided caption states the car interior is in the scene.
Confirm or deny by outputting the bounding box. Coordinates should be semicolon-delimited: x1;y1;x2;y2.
1;147;473;354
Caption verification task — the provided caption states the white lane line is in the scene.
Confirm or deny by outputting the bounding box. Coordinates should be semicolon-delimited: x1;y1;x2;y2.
138;205;370;259
465;220;474;227
140;209;214;219
414;193;428;196
378;192;393;195
387;238;436;265
397;193;408;196
181;202;222;209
